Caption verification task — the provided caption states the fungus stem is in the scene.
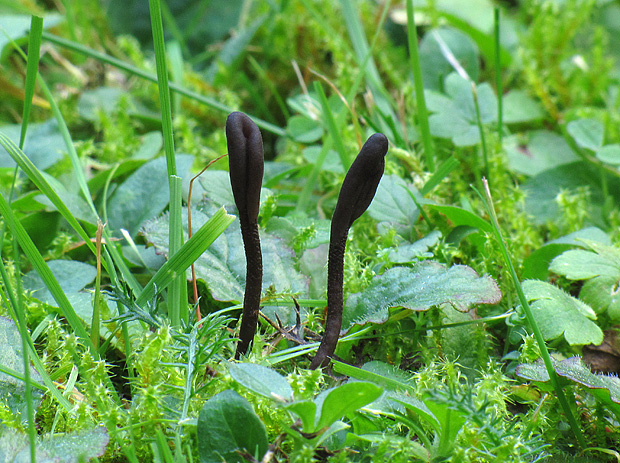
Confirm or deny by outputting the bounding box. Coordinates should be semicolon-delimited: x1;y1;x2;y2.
226;112;265;358
311;133;388;369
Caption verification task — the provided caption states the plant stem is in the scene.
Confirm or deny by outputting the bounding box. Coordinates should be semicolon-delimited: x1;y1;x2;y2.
406;0;435;171
480;179;586;450
494;7;503;145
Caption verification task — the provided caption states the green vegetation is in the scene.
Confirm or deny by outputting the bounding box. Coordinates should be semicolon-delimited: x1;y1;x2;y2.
2;0;620;461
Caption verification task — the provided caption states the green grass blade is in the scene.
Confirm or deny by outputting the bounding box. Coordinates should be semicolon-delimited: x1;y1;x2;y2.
420;155;458;196
314;81;349;171
41;32;286;137
494;7;503;145
472;84;490;183
295;138;333;214
0;193;94;352
19;17;43;460
167;41;184;116
406;0;435;170
136;207;234;307
0;133;95;253
19;16;43;150
478;179;586;450
35;76;142;294
148;0;177;178
168;175;187;326
339;0;399;134
0;133;140;295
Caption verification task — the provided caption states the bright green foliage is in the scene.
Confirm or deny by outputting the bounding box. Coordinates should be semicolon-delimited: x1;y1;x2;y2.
522;279;603;346
343;262;501;331
551;240;620;320
517;356;620;420
4;0;620;460
197;390;268;463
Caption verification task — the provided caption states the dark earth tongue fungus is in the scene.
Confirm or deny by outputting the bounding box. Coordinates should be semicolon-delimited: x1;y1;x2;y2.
310;133;388;369
226;112;265;359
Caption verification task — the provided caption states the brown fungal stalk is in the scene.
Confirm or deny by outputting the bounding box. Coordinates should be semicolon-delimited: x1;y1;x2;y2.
310;133;388;369
226;112;265;358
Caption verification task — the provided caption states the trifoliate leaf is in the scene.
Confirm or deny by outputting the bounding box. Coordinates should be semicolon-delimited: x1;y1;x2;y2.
567;118;604;151
426;72;496;147
550;240;620;319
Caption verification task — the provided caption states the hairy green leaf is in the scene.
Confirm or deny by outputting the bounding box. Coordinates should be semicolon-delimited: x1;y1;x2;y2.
343;262;501;331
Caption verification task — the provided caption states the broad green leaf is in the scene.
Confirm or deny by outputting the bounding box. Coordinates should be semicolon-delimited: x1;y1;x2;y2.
419;27;479;91
354;433;430;461
367;175;420;234
228;363;294;402
284;400;316;433
0;427;108;463
315;382;382;430
196;170;273;213
106;0;241;51
423;393;467;458
197;390;268;463
581;275;620;320
516;356;620;419
266;216;331;250
387;230;442;264
142;204;308;302
35;171;96;224
107;154;193;236
343;262;501;331
504;130;579;177
567;118;604;151
0;120;65;170
596;144;620;165
501;90;544;124
303;146;344;174
390;393;441;432
427;73;496;146
22;260;96;306
522;227;610;280
523;280;603;346
523;161;620;225
77;87;124;122
550;241;620;319
135;206;235;307
0;317;43;421
287;116;324;144
550;248;620;281
132;131;163;160
0;193;95;353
